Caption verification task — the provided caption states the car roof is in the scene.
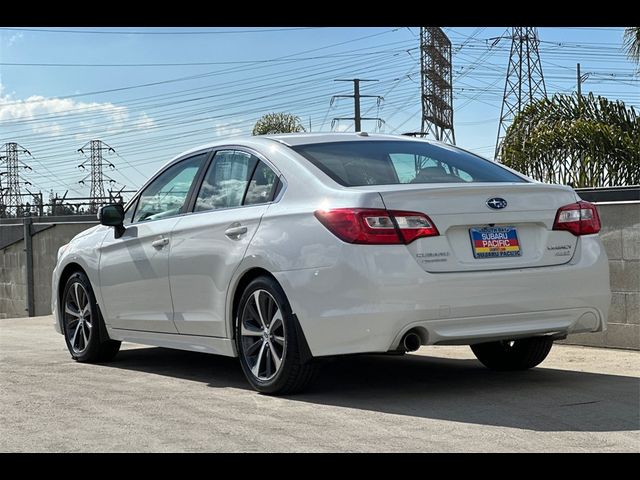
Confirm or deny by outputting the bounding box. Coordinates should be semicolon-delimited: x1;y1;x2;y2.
266;132;436;146
174;132;438;158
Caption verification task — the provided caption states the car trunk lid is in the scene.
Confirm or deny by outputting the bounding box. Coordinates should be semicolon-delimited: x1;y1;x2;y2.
356;182;580;272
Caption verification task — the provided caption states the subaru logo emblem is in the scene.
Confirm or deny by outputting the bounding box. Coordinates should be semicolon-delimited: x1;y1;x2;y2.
486;197;508;210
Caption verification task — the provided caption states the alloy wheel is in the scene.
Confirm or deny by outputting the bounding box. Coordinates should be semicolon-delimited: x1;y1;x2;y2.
240;289;286;381
64;282;93;355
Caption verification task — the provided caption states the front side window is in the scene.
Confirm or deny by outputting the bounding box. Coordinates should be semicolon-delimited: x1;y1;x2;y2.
133;154;206;223
292;141;526;186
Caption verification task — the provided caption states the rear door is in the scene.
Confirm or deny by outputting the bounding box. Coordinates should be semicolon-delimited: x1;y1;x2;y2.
169;149;281;337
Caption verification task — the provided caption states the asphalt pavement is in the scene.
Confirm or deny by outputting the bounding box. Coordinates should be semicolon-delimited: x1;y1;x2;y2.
1;315;638;452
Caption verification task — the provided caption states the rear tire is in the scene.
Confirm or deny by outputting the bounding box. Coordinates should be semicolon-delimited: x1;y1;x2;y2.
236;276;317;395
470;336;553;371
62;272;121;363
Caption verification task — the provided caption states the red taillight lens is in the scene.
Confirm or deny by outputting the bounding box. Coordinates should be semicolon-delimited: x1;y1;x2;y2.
314;208;439;245
553;201;601;236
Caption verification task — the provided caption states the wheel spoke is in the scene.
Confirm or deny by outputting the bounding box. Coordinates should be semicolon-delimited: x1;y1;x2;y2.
241;323;263;337
272;335;285;346
70;321;82;348
265;296;275;328
251;342;267;377
269;309;282;331
253;291;267;329
82;323;90;347
73;283;81;310
268;342;282;370
65;303;80;317
245;338;262;356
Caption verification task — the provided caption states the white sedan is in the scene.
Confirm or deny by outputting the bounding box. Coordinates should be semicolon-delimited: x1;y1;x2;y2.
52;133;610;394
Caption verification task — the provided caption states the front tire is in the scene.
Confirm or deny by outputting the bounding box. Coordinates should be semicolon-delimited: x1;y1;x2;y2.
470;336;553;371
62;272;121;363
236;276;317;395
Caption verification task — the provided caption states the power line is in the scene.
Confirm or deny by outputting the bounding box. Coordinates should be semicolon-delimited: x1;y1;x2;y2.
0;27;323;35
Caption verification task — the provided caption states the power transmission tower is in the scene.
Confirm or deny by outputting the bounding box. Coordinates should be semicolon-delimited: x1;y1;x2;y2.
0;142;33;217
420;27;456;144
331;79;384;132
495;27;547;160
78;140;117;213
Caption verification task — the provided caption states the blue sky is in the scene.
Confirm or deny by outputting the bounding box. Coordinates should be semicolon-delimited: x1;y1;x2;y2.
0;26;637;198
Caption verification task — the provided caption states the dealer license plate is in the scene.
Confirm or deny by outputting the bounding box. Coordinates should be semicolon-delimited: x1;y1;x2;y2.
470;226;521;259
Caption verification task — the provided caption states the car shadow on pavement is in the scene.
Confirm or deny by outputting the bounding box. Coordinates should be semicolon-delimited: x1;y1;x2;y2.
110;347;639;433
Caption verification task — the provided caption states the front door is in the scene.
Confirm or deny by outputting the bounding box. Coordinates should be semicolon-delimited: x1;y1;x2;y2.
169;149;281;337
99;153;207;333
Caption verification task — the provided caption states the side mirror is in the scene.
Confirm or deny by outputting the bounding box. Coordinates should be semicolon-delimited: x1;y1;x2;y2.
98;204;126;238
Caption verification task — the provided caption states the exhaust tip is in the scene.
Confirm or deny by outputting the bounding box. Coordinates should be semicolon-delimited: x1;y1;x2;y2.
402;332;421;352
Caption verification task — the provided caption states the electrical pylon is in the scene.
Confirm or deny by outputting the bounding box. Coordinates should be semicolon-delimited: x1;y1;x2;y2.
495;27;547;160
420;27;456;144
0;142;33;217
78;140;116;213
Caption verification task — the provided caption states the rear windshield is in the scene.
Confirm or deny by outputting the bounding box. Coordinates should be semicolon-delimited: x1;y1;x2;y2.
291;140;526;186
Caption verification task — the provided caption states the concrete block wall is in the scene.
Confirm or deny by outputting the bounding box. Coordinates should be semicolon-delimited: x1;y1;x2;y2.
0;241;27;319
563;202;640;350
0;222;96;319
32;223;96;316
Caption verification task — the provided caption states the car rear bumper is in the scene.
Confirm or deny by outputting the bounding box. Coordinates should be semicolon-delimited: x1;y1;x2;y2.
274;235;610;357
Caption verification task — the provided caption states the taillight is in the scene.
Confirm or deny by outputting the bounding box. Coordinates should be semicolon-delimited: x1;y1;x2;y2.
314;208;439;245
553;201;601;236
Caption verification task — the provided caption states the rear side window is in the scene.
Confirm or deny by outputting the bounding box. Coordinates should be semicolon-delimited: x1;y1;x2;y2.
244;161;279;206
195;150;257;211
292;141;526;186
195;150;280;212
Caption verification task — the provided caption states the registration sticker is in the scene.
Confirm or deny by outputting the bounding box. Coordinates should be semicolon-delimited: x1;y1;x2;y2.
470;226;521;258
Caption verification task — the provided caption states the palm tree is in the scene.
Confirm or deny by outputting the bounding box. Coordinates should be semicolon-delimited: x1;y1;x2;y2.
500;93;639;188
624;27;640;65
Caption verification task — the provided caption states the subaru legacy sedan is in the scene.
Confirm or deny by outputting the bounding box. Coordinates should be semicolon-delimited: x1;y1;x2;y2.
52;133;610;394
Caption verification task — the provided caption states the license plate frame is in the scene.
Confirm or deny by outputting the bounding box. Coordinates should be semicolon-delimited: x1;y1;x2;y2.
469;226;522;259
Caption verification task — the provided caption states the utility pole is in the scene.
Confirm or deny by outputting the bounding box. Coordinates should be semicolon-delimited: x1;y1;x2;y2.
0;142;33;217
577;63;582;98
420;27;456;144
576;62;591;109
78;140;117;214
495;27;547;160
331;79;384;132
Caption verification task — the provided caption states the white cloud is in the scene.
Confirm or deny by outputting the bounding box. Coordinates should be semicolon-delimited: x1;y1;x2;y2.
7;32;23;47
333;122;352;132
214;122;244;138
134;112;156;131
0;85;156;139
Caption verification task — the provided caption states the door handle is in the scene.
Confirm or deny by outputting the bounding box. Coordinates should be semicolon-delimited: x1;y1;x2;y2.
225;225;248;239
151;237;169;249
